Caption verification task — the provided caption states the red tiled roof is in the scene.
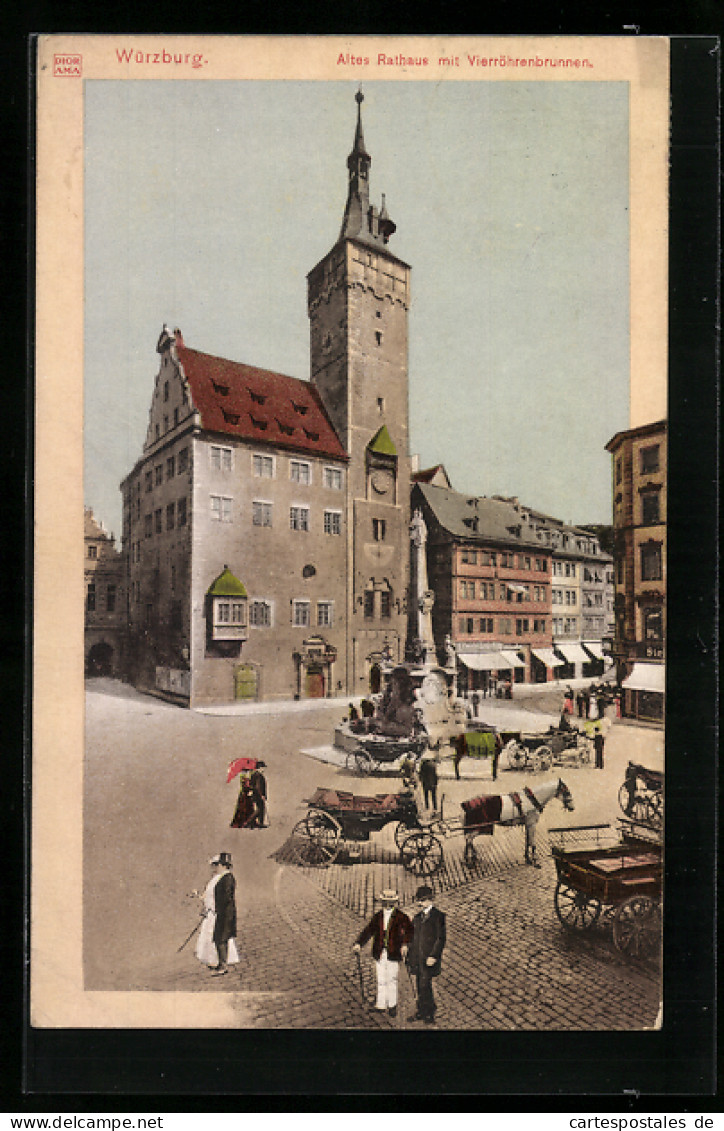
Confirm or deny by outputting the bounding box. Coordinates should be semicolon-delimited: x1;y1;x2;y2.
176;340;347;461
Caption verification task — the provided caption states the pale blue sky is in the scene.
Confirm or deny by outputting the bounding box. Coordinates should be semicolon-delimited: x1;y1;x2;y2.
84;80;629;538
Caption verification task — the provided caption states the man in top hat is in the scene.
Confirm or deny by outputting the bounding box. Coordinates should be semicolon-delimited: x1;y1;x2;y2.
407;885;446;1024
195;852;239;977
249;760;267;828
353;889;413;1017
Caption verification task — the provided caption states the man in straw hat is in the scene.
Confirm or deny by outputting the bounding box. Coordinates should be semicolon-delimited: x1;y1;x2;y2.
407;885;446;1024
353;889;413;1017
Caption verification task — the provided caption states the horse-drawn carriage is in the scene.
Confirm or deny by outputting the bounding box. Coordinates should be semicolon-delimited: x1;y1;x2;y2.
618;762;664;829
289;786;442;876
549;821;662;959
342;730;429;776
500;726;592;772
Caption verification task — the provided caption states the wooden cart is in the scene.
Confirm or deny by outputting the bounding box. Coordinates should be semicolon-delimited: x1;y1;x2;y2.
549;821;662;958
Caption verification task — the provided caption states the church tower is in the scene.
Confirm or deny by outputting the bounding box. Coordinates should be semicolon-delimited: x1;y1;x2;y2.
307;91;411;691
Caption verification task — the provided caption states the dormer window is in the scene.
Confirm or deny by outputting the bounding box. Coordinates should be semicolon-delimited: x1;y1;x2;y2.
249;390;267;405
304;428;320;441
212;381;230;396
250;416;268;431
222;410;240;425
292;402;309;415
207;566;248;643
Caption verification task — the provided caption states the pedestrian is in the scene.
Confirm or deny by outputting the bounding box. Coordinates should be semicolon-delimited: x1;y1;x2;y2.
593;726;605;769
348;702;359;722
471;690;481;717
491;733;502;781
195;852;239;977
615;692;622;719
418;755;439;811
563;686;574;715
576;691;585;719
249;760;267;828
452;733;466;781
406;885;447;1025
588;693;599;721
230;774;255;828
353;889;412;1017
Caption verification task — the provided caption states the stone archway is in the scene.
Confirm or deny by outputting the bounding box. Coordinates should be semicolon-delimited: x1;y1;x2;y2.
86;641;114;677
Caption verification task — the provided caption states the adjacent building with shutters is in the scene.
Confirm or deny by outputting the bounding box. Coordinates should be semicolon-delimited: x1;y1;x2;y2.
120;92;410;705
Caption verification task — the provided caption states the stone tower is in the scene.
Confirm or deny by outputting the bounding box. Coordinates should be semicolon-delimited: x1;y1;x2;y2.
307;91;411;692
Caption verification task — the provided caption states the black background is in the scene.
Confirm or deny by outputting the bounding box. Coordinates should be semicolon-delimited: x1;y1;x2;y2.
1;6;719;1110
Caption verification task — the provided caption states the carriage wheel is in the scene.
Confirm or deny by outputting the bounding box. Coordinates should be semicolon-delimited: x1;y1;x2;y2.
400;831;444;877
353;749;375;775
645;791;664;829
618;783;648;821
533;745;553;772
612;896;661;958
393;820;420;850
554;882;602;931
290;810;341;867
504;741;526;770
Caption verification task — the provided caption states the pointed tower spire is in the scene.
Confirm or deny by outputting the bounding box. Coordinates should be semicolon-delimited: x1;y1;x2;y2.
339;89;395;248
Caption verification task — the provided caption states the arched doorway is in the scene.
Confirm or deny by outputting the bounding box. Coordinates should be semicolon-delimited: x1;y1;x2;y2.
369;663;382;695
305;664;325;699
86;642;114;676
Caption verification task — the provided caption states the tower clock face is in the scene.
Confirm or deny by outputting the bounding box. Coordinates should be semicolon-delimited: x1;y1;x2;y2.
371;470;393;496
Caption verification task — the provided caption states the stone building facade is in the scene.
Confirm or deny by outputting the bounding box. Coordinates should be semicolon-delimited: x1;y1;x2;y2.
120;92;410;705
605;419;667;721
84;507;125;677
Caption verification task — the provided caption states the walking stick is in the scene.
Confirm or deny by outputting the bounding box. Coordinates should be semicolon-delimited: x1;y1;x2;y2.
177;916;203;953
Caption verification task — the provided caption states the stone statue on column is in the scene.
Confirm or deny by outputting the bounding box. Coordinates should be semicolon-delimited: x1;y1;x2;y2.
408;509;436;668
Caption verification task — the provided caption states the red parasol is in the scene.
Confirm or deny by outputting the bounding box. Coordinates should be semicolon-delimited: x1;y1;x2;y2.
226;757;258;783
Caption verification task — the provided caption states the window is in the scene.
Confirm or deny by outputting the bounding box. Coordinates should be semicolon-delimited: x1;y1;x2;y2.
480;551;497;566
536;557;547;571
373;519;387;542
177;448;188;473
166;456;175;480
460;580;475;600
640;543;663;581
145;470;153;493
249;600;272;627
86;583;96;612
500;552;514;567
144;514;152;538
87;544;97;560
155;465;163;486
163;416;169;433
323;466;343;490
564;617;578;634
516;618;529;635
499;618;512;635
317;601;334;628
461;549;477;565
640;445;660;474
166;503;175;531
290;507;309;532
154;509;162;534
290;460;311;485
380;591;392;619
641;491;660;525
163;380;169;402
155;424;160;441
174;407;179;427
324;511;342;535
177;497;187;527
210;495;232;522
479;581;489;600
252;501;273;527
533;618;546;633
253;454;274;478
293;600;311;627
364;591;375;620
643;607;663;641
210;445;233;471
479;617;493;633
615;457;623;484
213;599;247;637
106;585;116;613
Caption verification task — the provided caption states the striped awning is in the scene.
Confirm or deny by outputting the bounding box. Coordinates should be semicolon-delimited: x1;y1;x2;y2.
458;651;509;672
500;649;525;669
583;640;604;660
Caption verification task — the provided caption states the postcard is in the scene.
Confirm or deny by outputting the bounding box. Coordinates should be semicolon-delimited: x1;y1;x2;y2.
33;35;671;1039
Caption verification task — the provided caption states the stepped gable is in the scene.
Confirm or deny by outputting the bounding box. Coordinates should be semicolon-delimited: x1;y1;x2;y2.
176;340;347;461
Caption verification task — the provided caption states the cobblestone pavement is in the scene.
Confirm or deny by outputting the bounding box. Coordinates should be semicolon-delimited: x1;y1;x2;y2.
83;680;663;1031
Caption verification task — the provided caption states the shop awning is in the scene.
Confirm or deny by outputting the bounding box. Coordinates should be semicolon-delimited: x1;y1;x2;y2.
531;647;565;668
583;641;604;660
555;642;592;665
622;662;665;693
458;651;509;672
500;649;525;669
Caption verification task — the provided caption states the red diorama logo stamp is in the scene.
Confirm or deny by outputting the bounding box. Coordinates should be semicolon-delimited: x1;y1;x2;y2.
53;54;82;77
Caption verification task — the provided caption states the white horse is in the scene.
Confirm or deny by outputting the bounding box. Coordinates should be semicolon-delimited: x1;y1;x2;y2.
462;778;575;869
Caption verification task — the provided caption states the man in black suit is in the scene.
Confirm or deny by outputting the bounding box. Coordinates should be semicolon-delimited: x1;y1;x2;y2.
249;761;267;827
407;885;446;1024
